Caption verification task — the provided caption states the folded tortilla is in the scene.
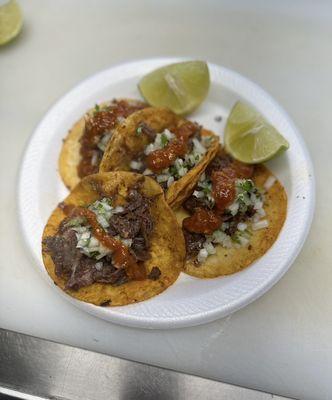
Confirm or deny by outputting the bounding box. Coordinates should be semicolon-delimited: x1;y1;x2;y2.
99;107;220;209
59;99;146;190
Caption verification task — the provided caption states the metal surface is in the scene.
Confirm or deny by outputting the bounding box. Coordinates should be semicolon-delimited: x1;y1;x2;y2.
0;329;292;400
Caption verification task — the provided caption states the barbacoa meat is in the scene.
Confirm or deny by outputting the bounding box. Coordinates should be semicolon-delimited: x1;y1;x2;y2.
43;229;128;290
108;188;154;258
43;187;154;290
184;230;205;259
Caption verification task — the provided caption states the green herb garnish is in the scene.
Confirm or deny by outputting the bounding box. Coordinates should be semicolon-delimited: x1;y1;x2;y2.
94;104;100;114
161;133;169;147
169;165;178;177
65;217;85;227
238;179;254;192
136;126;143;136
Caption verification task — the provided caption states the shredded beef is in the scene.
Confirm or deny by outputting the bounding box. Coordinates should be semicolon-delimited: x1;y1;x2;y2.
108;188;154;249
184;230;205;259
138;122;156;140
205;154;233;176
130;237;150;261
43;187;155;291
109;214;141;238
43;229;128;291
183;196;206;214
148;267;161;280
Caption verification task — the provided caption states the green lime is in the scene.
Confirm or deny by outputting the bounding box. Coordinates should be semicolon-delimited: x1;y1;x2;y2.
0;0;22;46
224;101;289;164
138;61;210;115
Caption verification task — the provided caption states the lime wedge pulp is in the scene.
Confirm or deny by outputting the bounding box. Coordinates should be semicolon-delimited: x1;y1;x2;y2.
224;101;289;164
138;61;210;115
0;0;22;46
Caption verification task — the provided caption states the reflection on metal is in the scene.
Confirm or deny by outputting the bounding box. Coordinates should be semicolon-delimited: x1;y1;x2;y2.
0;329;293;400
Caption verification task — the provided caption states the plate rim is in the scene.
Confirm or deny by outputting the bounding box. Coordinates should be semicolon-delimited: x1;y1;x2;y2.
17;57;315;329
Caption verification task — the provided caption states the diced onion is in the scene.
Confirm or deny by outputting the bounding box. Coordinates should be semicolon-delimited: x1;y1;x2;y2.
97;215;109;228
197;248;208;263
121;238;133;248
178;167;188;177
252;219;269;230
193;138;207;154
157;174;169;183
237;223;247;231
163;129;174;140
143;168;153;175
117;116;125;124
144;144;155;155
256;208;266;217
167;176;175;188
80;232;90;240
130;160;143;170
264;176;276;191
228;202;239;216
95;262;103;271
204;242;216;255
89;237;99;248
238;236;250;247
193;190;205;199
91;151;99;166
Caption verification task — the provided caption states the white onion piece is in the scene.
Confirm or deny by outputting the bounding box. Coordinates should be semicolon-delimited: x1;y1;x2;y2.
264;176;276;191
252;219;269;230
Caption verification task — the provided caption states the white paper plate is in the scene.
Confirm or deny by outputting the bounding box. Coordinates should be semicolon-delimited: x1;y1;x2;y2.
18;58;315;329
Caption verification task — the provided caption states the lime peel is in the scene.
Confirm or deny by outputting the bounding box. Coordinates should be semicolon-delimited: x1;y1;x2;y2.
0;0;23;46
224;101;289;164
138;61;210;116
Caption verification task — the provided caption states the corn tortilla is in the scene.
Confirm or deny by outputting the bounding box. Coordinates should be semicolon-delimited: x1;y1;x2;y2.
176;164;287;278
99;107;219;209
42;172;185;306
58;99;146;190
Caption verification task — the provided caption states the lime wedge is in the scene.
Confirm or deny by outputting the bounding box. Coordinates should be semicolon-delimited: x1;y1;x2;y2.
0;0;22;46
138;61;210;115
224;101;289;164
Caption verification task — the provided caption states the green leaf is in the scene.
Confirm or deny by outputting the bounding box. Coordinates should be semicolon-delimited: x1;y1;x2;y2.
136;126;143;136
94;104;100;114
161;133;169;147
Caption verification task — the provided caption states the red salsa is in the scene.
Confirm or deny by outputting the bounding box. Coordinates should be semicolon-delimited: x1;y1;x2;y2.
78;100;146;178
183;208;221;235
183;154;254;235
146;121;199;172
65;206;146;281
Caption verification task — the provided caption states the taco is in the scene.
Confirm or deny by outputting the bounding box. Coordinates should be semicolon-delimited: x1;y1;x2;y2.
42;172;184;306
176;149;287;278
99;107;219;209
59;99;147;190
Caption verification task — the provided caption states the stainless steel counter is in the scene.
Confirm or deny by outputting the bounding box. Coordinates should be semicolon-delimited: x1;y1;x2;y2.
0;329;291;399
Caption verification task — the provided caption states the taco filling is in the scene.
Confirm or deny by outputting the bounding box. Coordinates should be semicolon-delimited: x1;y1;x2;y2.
129;121;213;191
182;151;272;264
43;185;156;290
78;99;146;178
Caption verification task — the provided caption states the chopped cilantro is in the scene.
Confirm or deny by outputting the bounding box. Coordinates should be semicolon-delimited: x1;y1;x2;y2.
161;133;169;147
94;104;100;114
232;235;242;244
238;179;253;192
169;165;178;177
65;217;85;227
136;126;143;136
203;186;211;194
